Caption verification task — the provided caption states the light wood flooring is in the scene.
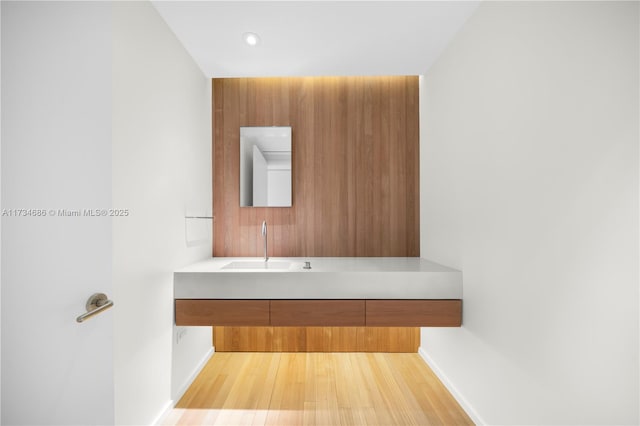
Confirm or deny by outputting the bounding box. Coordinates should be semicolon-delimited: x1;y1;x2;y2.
163;352;473;426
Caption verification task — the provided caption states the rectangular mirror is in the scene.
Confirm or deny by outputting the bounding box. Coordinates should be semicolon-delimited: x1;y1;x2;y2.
240;126;292;207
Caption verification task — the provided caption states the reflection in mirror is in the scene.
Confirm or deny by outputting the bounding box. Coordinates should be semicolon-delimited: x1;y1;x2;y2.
240;126;292;207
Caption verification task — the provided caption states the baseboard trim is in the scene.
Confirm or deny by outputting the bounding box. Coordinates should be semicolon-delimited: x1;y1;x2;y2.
174;346;215;403
151;346;215;425
418;346;485;425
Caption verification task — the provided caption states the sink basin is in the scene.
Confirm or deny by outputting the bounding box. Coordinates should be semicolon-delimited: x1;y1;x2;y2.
222;261;292;270
175;257;463;299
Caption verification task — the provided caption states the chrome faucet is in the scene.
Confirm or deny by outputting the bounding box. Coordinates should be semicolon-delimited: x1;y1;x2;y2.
261;220;268;262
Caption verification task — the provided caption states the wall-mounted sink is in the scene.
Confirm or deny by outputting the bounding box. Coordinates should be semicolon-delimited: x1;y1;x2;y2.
222;261;292;270
175;257;464;328
175;257;462;300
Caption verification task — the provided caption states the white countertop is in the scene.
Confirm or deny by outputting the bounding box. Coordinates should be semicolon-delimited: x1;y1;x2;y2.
174;257;462;300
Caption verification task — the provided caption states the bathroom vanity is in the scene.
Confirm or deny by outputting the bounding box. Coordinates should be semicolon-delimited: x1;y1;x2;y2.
174;257;463;327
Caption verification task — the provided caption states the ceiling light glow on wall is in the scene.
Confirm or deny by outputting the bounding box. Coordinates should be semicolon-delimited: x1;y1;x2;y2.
243;32;260;46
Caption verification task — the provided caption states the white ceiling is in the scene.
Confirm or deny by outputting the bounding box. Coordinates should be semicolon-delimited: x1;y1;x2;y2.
152;1;480;78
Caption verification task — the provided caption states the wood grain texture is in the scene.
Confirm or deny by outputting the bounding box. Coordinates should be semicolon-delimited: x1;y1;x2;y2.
366;300;462;327
175;300;270;326
270;300;365;326
213;326;420;352
165;353;474;426
213;76;420;257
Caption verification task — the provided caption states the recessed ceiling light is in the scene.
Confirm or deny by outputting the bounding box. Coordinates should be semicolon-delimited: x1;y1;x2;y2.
243;32;260;46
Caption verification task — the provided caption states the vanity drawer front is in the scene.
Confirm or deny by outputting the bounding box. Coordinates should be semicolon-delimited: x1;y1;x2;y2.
270;300;365;326
366;300;462;327
175;300;270;326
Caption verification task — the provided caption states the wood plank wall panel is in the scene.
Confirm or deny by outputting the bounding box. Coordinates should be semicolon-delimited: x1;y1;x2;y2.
213;76;419;257
213;326;420;352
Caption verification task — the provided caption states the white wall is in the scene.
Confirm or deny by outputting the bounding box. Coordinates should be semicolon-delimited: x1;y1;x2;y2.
1;2;4;421
253;146;269;207
1;2;114;424
267;170;291;206
113;2;212;424
420;2;638;425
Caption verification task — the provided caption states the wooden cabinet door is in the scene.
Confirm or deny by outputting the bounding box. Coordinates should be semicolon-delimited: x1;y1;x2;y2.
175;299;270;326
270;300;365;326
366;300;462;326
